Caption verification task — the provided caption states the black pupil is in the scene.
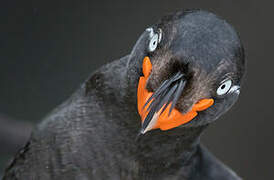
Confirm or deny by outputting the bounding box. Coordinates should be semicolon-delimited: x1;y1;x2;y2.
221;84;226;89
153;41;156;45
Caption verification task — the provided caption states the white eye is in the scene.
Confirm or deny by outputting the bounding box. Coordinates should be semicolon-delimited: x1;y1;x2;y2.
148;33;159;52
217;79;232;96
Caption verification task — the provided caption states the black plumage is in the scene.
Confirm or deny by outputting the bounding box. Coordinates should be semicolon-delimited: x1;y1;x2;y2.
3;9;245;180
141;72;186;132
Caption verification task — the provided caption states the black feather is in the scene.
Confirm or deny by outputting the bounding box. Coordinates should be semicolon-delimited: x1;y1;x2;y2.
157;84;178;114
141;72;186;132
143;72;183;109
169;78;186;115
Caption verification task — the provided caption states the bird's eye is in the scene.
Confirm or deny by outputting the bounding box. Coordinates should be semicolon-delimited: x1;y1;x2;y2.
148;33;159;52
216;79;232;96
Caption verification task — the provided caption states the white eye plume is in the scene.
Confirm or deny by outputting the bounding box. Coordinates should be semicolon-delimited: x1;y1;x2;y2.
146;28;162;52
229;85;240;95
217;79;232;96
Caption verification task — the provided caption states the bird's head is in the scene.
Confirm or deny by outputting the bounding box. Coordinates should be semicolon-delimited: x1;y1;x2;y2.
127;10;245;134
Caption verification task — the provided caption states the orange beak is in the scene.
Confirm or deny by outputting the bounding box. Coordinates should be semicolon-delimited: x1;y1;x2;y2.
137;56;214;133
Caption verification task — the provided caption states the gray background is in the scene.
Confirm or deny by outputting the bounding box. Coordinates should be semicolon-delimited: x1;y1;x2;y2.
0;0;273;179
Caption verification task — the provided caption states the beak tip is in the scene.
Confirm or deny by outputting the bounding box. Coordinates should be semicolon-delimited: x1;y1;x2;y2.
140;128;147;134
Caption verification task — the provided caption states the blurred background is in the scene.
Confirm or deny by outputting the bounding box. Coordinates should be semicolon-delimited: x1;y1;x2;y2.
0;0;273;179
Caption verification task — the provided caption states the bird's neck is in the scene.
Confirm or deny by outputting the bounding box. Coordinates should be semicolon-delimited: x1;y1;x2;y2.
132;128;205;176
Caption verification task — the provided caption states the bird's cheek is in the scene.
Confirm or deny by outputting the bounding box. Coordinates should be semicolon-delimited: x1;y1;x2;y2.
223;95;240;113
203;95;239;124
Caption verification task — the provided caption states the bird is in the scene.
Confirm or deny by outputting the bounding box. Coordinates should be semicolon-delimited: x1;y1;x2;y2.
3;9;245;180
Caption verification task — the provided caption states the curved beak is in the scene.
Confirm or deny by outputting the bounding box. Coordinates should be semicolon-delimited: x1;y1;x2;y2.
137;57;214;134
